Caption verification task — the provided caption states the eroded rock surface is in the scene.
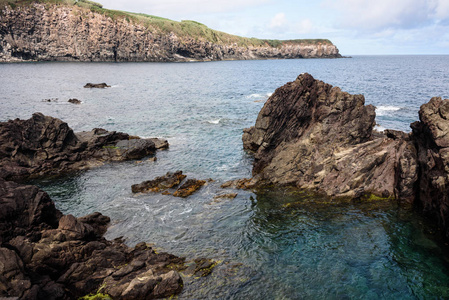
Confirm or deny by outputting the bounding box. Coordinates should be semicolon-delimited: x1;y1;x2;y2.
0;113;167;180
0;3;341;62
243;73;449;239
243;73;417;201
411;97;449;238
0;178;185;299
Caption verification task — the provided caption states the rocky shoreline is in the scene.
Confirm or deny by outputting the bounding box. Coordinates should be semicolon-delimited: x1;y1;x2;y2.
0;3;341;62
242;73;449;239
0;114;216;299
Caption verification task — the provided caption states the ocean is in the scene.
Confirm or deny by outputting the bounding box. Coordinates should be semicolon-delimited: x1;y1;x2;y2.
1;55;449;299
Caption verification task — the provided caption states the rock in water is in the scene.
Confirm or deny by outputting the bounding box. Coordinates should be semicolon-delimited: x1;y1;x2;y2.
411;97;449;239
84;83;110;88
0;113;166;180
243;73;417;201
0;178;185;299
68;98;82;104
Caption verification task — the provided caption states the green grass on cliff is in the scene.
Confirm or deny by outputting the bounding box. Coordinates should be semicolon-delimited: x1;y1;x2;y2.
0;0;334;48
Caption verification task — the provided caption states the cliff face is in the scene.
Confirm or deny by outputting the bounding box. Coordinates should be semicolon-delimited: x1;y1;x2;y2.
0;3;341;62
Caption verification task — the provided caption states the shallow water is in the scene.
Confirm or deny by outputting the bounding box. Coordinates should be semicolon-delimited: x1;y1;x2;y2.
2;56;449;298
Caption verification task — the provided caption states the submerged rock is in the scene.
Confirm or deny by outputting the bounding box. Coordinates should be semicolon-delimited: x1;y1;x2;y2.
0;178;189;299
173;178;206;198
84;83;110;88
132;171;186;193
243;73;449;239
0;113;167;180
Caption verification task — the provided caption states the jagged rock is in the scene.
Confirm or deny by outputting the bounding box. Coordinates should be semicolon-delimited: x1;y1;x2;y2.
0;3;341;62
243;73;449;239
0;178;191;299
242;73;418;201
0;113;166;180
411;97;449;239
131;171;186;193
84;83;110;88
173;179;206;198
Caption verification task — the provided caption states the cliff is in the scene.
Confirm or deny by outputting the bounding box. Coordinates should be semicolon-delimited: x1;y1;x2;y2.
0;0;341;62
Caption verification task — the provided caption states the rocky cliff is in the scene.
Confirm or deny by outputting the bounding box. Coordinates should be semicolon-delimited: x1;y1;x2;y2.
0;2;341;62
243;73;449;239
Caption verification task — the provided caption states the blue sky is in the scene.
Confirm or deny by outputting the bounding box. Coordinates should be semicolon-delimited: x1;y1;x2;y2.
98;0;449;55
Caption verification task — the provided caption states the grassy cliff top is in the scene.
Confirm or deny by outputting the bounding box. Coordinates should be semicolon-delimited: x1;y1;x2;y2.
0;0;335;48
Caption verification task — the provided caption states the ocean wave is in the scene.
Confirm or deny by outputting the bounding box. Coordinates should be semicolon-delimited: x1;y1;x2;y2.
376;105;402;116
207;119;221;124
246;92;273;99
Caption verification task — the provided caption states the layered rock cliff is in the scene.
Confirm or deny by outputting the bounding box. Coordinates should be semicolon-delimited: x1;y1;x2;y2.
0;2;341;62
243;73;449;239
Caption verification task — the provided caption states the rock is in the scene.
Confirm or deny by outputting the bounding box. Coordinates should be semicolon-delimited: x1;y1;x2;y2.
0;113;165;180
0;3;341;63
147;138;170;150
68;98;82;104
173;179;206;198
213;193;238;200
242;73;418;201
243;74;449;239
131;171;186;193
0;178;196;299
411;97;449;239
83;83;110;88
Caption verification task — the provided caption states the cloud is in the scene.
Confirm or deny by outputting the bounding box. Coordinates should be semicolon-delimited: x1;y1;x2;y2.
326;0;449;31
270;13;287;29
100;0;270;17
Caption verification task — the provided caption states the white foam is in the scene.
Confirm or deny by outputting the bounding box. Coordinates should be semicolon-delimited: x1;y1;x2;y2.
207;119;221;124
376;105;401;116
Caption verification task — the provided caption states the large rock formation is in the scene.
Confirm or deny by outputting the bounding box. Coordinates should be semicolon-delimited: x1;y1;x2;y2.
243;73;449;238
243;73;417;202
0;3;341;62
0;113;167;180
0;178;186;299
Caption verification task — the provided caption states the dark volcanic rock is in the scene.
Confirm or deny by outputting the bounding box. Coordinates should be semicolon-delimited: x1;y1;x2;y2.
0;178;186;299
132;171;187;193
68;98;81;104
411;97;449;238
0;113;166;180
243;73;418;201
83;83;110;88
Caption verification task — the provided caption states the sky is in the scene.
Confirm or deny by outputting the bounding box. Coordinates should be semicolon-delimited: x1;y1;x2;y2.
96;0;449;55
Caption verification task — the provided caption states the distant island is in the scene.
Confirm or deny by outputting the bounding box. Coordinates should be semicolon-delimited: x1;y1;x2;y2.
0;0;342;62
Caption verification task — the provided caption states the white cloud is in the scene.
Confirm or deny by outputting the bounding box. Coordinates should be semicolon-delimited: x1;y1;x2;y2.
326;0;449;31
100;0;270;17
295;19;314;34
270;13;287;29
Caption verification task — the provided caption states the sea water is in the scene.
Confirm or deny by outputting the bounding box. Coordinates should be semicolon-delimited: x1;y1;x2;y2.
1;56;449;299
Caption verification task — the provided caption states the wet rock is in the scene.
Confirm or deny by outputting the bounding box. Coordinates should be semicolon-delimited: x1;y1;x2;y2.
0;178;191;299
68;98;82;104
411;97;449;239
221;178;258;190
213;193;238;200
131;171;186;193
173;179;206;198
84;83;110;88
242;73;418;201
0;113;165;180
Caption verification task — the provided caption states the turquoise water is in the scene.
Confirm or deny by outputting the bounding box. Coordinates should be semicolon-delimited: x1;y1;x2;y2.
1;56;449;298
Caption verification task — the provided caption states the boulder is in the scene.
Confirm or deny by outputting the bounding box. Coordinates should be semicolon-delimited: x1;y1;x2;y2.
0;113;166;180
243;73;417;201
0;178;189;299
